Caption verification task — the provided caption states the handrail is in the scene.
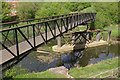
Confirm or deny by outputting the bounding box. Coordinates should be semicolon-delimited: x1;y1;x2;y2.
87;29;111;33
0;13;79;26
0;13;95;32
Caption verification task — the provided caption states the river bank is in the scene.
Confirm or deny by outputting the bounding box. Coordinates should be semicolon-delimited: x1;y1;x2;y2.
69;57;119;78
2;57;119;79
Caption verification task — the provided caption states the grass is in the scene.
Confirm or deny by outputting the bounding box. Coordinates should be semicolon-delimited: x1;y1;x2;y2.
2;65;28;80
15;70;66;78
75;25;87;31
80;7;96;13
69;57;119;78
96;69;119;78
2;65;66;79
103;25;119;37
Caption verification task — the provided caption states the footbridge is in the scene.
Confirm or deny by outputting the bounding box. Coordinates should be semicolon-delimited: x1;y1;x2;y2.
0;13;96;69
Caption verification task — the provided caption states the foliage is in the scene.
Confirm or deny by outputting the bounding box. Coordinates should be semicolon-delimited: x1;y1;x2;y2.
77;2;91;11
3;2;119;30
92;2;118;29
16;2;42;20
35;2;70;18
0;2;1;23
2;65;28;80
63;2;91;12
80;7;96;13
2;2;12;22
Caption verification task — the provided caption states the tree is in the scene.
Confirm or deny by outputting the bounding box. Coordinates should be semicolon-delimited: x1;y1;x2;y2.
92;2;118;29
63;2;91;12
78;2;91;11
2;2;12;22
0;2;2;23
16;2;42;20
35;2;70;18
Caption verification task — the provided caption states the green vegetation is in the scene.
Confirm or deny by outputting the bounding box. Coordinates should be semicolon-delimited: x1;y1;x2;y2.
35;3;70;18
2;2;119;31
2;2;12;22
76;25;119;39
2;2;119;79
103;25;119;37
69;57;119;78
15;70;66;78
2;65;28;80
92;2;118;29
3;57;119;79
2;2;92;21
63;2;91;12
2;65;65;79
80;6;96;13
16;2;41;20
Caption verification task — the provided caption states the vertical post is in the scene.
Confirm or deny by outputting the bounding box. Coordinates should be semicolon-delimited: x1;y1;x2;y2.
15;29;19;57
57;36;61;47
87;23;89;30
66;17;68;31
12;24;15;43
27;27;29;39
101;32;104;40
61;19;62;33
54;21;56;37
87;13;89;20
27;21;29;39
81;14;83;23
33;24;36;47
76;15;77;26
77;13;78;26
96;31;100;41
107;30;111;41
70;16;72;29
74;15;75;27
45;23;47;41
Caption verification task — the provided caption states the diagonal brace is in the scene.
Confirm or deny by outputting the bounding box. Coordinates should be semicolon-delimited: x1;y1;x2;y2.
17;28;34;48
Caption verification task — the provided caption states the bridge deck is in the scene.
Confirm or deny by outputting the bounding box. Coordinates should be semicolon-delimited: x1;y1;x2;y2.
0;22;75;64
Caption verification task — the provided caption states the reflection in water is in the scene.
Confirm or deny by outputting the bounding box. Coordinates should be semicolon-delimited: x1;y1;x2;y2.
15;43;119;73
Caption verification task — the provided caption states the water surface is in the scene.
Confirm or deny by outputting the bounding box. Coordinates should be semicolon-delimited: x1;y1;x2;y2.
15;43;119;73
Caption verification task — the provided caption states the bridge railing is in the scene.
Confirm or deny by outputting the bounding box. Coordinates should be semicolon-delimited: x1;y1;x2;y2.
0;13;96;60
0;13;79;29
87;29;112;41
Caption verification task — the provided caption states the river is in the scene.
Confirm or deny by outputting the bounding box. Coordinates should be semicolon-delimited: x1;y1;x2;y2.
14;42;119;73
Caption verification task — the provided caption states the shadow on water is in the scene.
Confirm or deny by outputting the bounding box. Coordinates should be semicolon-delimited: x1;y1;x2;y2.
14;43;119;73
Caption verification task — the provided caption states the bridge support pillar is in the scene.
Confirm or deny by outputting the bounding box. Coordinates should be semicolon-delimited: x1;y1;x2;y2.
107;30;111;41
72;34;76;44
96;31;100;42
86;33;89;43
86;33;89;39
57;36;61;47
